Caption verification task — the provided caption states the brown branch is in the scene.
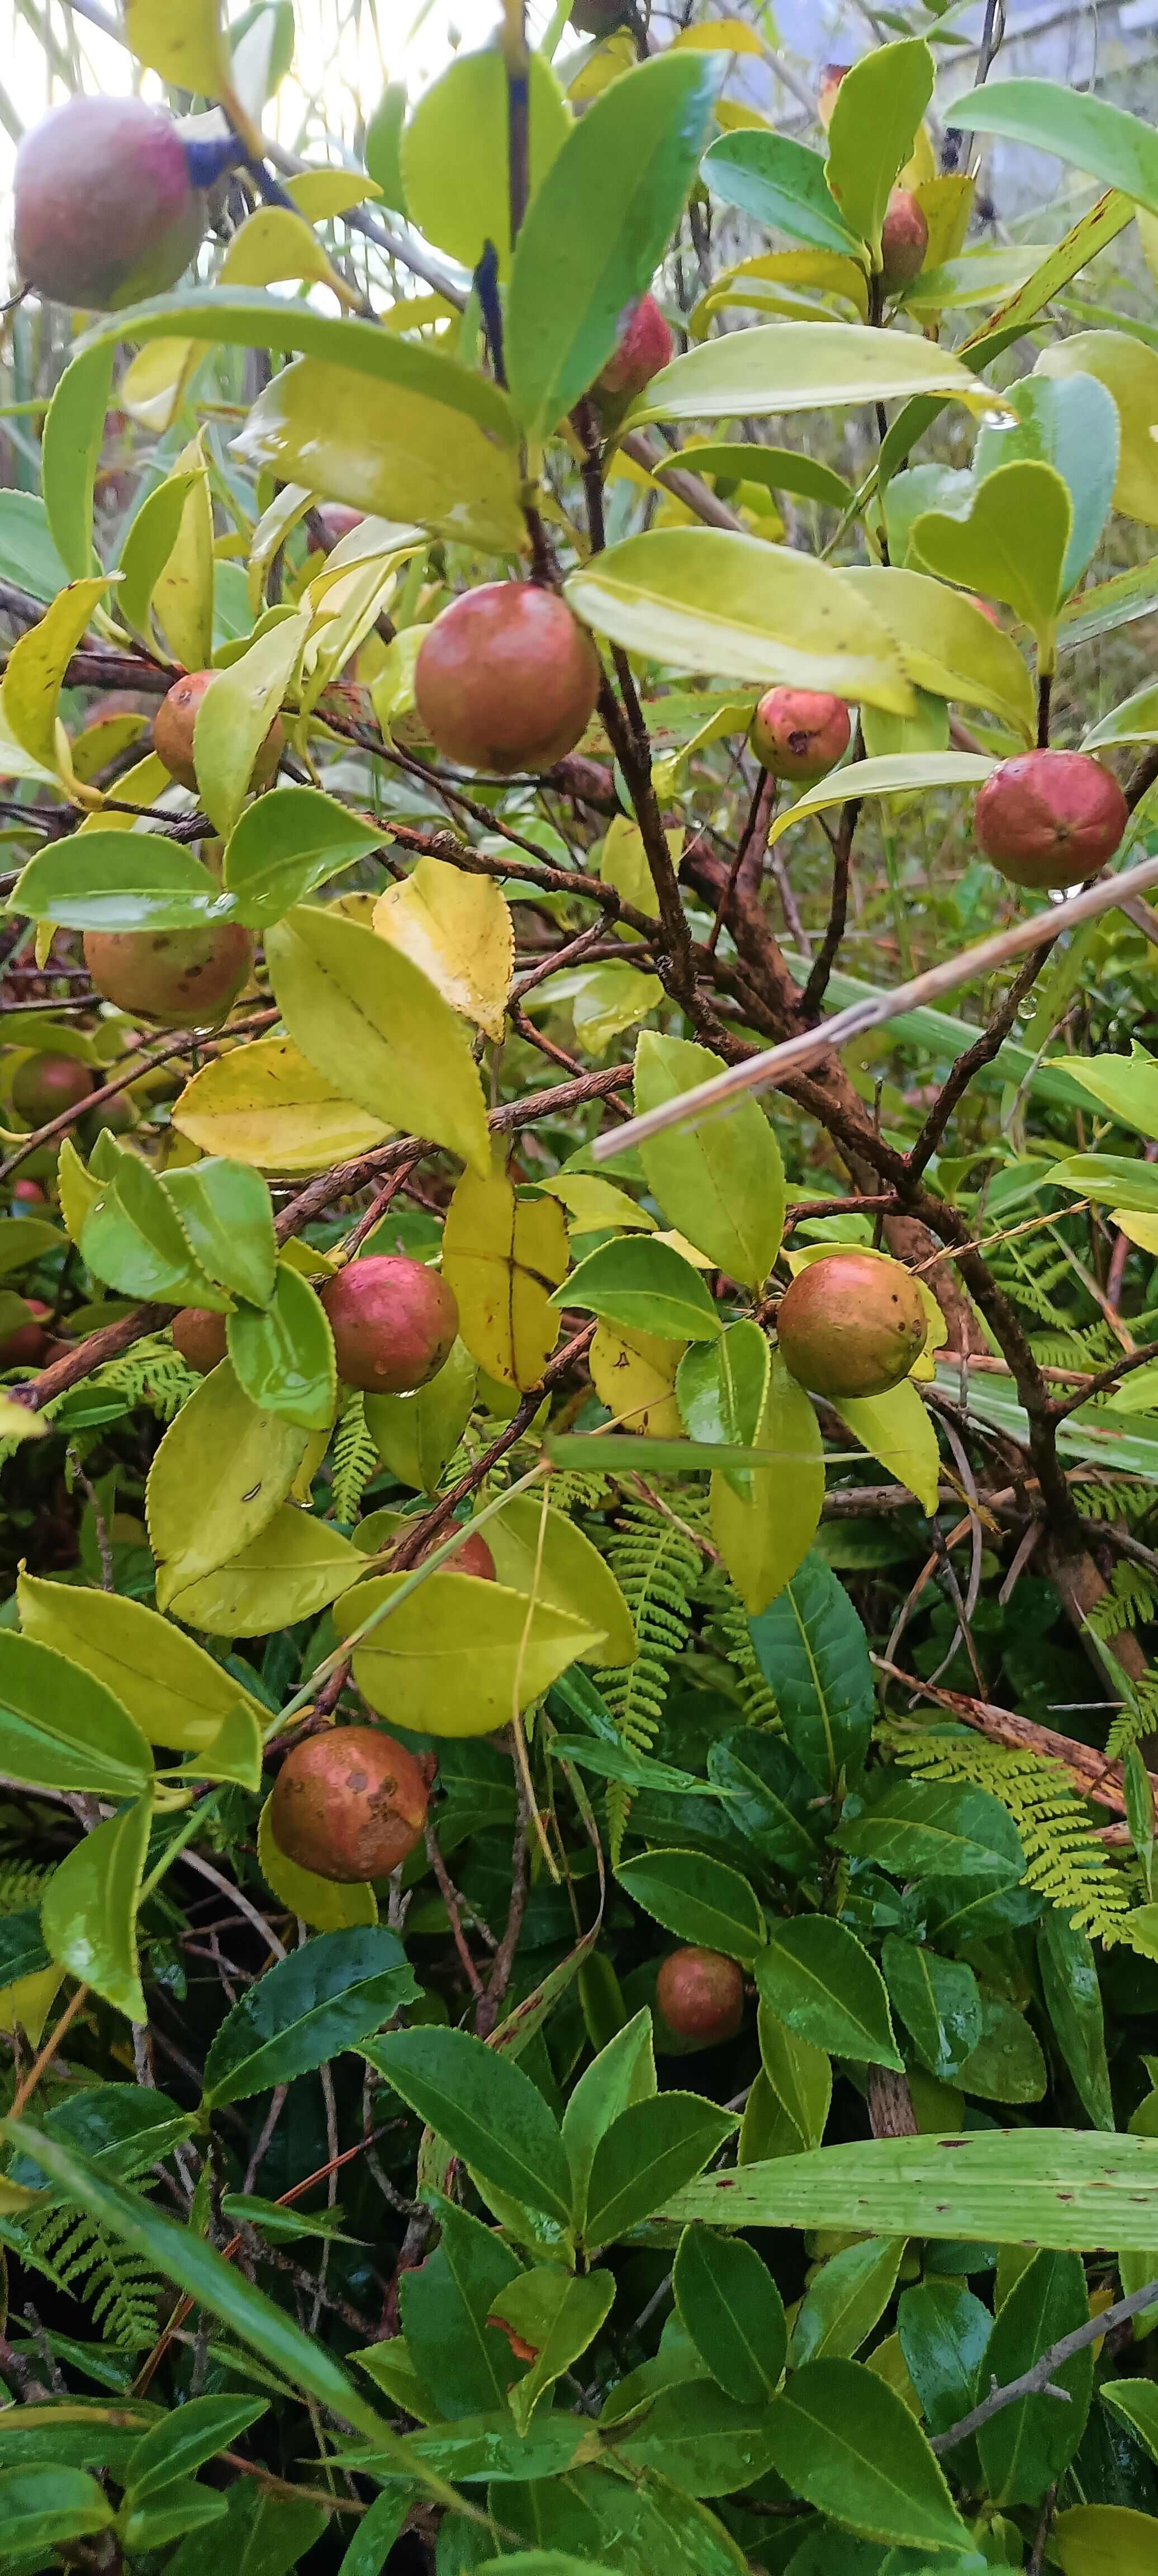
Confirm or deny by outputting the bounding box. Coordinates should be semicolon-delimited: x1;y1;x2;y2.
875;1655;1150;1820
931;2277;1158;2453
907;945;1052;1182
800;765;862;1020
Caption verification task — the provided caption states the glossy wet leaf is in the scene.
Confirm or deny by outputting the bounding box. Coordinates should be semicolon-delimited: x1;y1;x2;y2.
16;1573;263;1754
559;1235;721;1343
366;1338;477;1494
882;1940;983;2083
1036;1910;1113;2130
617;1847;765;1963
837;1777;1024;1882
80;1153;221;1309
958;1991;1046;2104
762;2359;967;2551
757;2004;830;2147
443;1163;568;1390
202;1928;418;2108
703;130;863;255
334;1572;604;1736
367;2026;573;2227
8;836;230;934
791;2236;906;2366
492;2269;616;2432
167;1507;364;1637
41;1794;152;2022
625;323;1003;438
226;1262;336;1433
634;1032;784;1286
173;1034;392;1174
673;2225;786;2402
756;1919;901;2069
1036;330;1158;529
584;2093;738;2247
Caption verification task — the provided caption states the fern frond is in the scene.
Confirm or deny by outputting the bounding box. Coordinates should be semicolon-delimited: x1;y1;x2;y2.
1074;1479;1157;1526
881;1723;1135;1943
716;1598;780;1729
0;1859;51;1912
94;1338;200;1422
549;1469;613;1515
330;1392;379;1524
19;2208;163;2349
601;1501;699;1860
1084;1562;1158;1639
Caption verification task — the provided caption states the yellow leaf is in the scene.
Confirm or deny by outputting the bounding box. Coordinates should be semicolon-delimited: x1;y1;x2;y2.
147;1365;309;1608
258;1793;377;1930
900;121;937;191
442;1163;568;1390
539;1175;656;1235
710;1356;824;1613
173;1034;392;1174
671;17;764;53
2;577;116;776
125;0;230;96
75;754;172;835
834;1377;941;1515
193;613;308;836
914;173;975;271
167;1507;366;1636
567;32;635;103
151;447;215;674
120;339;198;435
1036;330;1158;527
265;905;491;1178
589;1322;685;1434
1111;1208;1158;1258
234;355;528;555
713;101;771;132
287;172;384;221
17;1572;264;1751
0;1395;46;1443
219;206;348;301
0;1966;62;2044
487;1491;637;1670
333;1573;604;1735
373;858;513;1042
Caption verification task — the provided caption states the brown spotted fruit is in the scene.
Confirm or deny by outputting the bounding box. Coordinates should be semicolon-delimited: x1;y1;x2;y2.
154;669;283;795
270;1725;429;1882
172;1308;228;1375
750;687;851;783
657;1947;744;2043
321;1257;458;1396
415;583;602;775
10;1053;94;1126
879;187;928;295
777;1252;928;1401
83;924;254;1029
974;749;1128;892
14;97;207;311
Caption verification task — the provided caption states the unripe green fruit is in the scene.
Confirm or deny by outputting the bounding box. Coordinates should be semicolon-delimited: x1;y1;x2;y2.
270;1725;429;1882
415;583;602;775
879;187;928;295
0;1300;50;1372
595;294;673;402
321;1256;458;1396
750;687;851;783
14;97;206;311
974;749;1128;891
154;670;283;795
10;1053;94;1126
777;1253;928;1401
83;924;254;1029
172;1308;228;1375
656;1947;744;2043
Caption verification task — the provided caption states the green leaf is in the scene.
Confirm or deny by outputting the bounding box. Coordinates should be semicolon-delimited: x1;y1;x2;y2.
710;1353;824;1615
7;836;231;933
0;2464;113;2553
583;2093;738;2247
1037;330;1158;530
116;466;203;643
655;442;854;510
236;355;526;553
557;1235;722;1342
191;614;305;838
664;2129;1158;2250
958;1992;1046;2105
123;2396;268;2504
1051;2504;1158;2574
0;492;69;603
566;527;914;714
266;905;490;1179
898;2277;992;2440
16;1573;264;1754
882;1939;982;2083
400;45;568;280
707;1732;820;1882
973;372;1118;596
611;2378;782;2496
634;1033;785;1287
1037;1911;1113;2130
836;1777;1024;1882
765;751;995;850
757;2004;831;2148
227;1262;336;1432
366;2027;574;2228
400;2197;523;2421
840;564;1037;744
168;1509;364;1639
0;1631;153;1798
947;78;1158;217
703;131;863;255
561;2010;657;2229
1049;1153;1158;1212
824;40;934;259
1043;1044;1158;1140
492;2269;616;2432
748;1553;874;1790
791;2236;906;2366
762;2359;967;2551
617;1847;766;1963
624;322;1003;437
755;1919;902;2070
910;460;1072;661
223;786;387;929
82;1152;224;1308
147;1365;309;1609
202;1929;417;2108
506;52;720;438
366;1338;477;1496
162;1159;278;1309
41;342;114;582
41;1794;152;2021
673;2225;786;2402
1101;2380;1158;2468
681;1318;770;1489
977;2250;1093;2504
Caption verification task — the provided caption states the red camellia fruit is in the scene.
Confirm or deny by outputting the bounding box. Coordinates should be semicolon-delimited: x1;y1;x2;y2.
11;1180;47;1207
321;1257;459;1396
415;584;602;774
154;670;283;795
10;1053;94;1126
311;503;364;551
974;749;1128;891
83;925;254;1029
656;1948;744;2043
595;294;673;402
879;187;928;295
172;1308;228;1375
269;1725;429;1882
749;688;851;783
14;97;207;311
0;1299;51;1371
777;1253;928;1401
419;1527;497;1581
817;62;849;129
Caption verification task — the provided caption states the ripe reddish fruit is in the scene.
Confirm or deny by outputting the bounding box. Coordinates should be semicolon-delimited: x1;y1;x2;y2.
83;924;254;1029
595;295;673;402
11;1180;46;1207
0;1300;50;1371
14;97;206;311
656;1948;744;2043
974;749;1128;891
777;1253;928;1401
415;584;602;775
270;1726;429;1882
321;1257;458;1396
879;187;929;295
172;1308;228;1375
10;1053;94;1127
750;688;851;783
420;1527;496;1581
154;670;283;795
312;503;364;551
817;61;849;129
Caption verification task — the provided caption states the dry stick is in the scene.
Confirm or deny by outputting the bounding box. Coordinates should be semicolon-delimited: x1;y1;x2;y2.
931;2276;1158;2453
874;1654;1150;1820
9;1982;90;2117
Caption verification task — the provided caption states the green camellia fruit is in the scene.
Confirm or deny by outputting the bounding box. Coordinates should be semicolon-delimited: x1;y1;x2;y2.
974;748;1128;891
321;1256;459;1396
777;1252;928;1400
656;1948;744;2042
153;670;283;795
11;1053;94;1126
415;583;602;774
749;687;851;783
83;925;254;1029
14;96;207;311
269;1726;430;1882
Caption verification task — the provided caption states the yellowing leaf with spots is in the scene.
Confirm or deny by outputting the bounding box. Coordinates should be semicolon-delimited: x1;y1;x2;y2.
173;1035;392;1174
443;1163;568;1391
589;1322;686;1434
2;577;116;778
373;856;514;1042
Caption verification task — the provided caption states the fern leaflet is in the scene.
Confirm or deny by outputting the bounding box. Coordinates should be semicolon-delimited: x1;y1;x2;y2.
882;1722;1134;1943
601;1500;699;1860
330;1392;379;1524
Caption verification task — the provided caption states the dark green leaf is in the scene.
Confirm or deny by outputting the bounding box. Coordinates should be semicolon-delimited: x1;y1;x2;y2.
748;1556;874;1788
707;1731;819;1878
1037;1911;1113;2130
124;2396;267;2502
790;2237;905;2365
163;1161;278;1309
897;2277;993;2440
0;2463;113;2551
583;2093;737;2246
703;131;862;257
882;1939;982;2082
763;2359;968;2550
401;2198;524;2421
365;2028;573;2228
556;1237;723;1343
202;1928;417;2108
223;787;387;929
755;1919;902;2070
8;837;231;932
976;2250;1093;2505
836;1777;1024;1882
617;1847;766;1963
611;2378;782;2496
673;2224;786;2402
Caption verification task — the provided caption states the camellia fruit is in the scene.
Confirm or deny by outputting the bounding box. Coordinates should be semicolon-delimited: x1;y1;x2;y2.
269;1725;429;1882
419;1527;496;1581
974;749;1128;891
311;503;364;552
83;925;254;1029
595;295;673;403
11;1180;46;1208
154;670;283;795
415;583;602;775
0;1299;51;1372
749;687;851;783
879;187;928;295
172;1308;228;1375
14;97;207;311
656;1947;744;2043
10;1053;94;1126
777;1252;928;1401
321;1256;459;1396
817;61;849;129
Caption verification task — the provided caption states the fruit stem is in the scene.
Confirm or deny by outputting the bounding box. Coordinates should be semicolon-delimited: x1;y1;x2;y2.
1037;667;1052;749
